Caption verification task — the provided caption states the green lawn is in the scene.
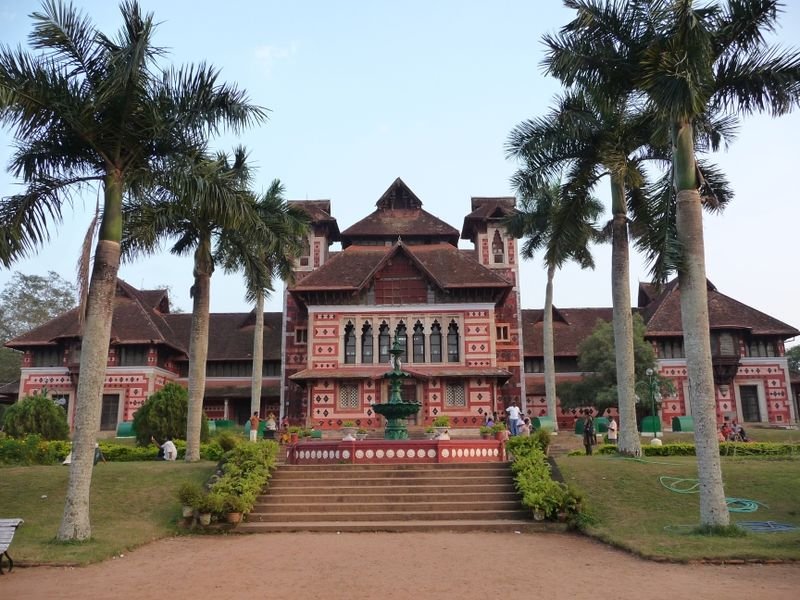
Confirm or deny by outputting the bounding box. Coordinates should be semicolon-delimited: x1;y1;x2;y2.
0;462;215;565
558;454;800;561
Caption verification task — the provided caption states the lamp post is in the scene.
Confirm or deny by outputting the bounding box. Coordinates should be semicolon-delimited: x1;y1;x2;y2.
645;367;661;439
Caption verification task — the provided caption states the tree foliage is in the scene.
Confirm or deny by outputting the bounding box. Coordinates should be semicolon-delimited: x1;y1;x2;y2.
1;390;69;439
0;271;76;383
132;382;208;446
558;314;671;412
787;345;800;373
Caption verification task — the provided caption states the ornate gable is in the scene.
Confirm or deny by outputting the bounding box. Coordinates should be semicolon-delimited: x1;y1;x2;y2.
376;178;422;210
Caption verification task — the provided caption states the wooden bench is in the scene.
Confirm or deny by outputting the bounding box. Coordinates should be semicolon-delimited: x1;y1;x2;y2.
0;519;23;574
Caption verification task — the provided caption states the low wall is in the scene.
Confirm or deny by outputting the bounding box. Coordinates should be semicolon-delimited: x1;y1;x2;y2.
287;439;505;465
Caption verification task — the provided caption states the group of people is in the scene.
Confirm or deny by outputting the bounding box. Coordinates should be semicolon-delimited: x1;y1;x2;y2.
720;420;749;442
483;401;534;438
248;411;279;442
582;411;618;455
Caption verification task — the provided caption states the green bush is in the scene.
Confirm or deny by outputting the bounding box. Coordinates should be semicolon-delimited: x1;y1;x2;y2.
1;392;69;440
0;436;223;465
571;442;800;457
214;430;240;452
132;382;209;445
207;441;278;516
510;440;584;524
507;430;551;455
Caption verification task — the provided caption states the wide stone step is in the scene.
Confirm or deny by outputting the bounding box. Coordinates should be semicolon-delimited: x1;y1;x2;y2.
235;520;559;534
255;491;520;505
247;509;530;523
250;500;522;514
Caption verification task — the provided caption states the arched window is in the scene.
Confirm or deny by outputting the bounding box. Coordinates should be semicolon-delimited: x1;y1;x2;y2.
361;322;373;364
378;322;391;364
412;321;425;363
299;236;311;266
395;321;408;363
344;321;356;364
447;320;460;363
430;321;442;363
492;230;505;264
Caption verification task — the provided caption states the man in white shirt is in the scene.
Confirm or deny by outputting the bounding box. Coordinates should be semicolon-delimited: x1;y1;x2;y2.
161;437;178;461
505;401;522;436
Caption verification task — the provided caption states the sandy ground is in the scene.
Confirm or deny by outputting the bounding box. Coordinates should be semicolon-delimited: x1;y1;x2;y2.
2;532;798;600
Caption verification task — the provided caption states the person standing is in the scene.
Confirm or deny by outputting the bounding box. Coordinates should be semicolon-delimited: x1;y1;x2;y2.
607;416;618;445
249;411;261;442
506;401;522;436
583;411;596;455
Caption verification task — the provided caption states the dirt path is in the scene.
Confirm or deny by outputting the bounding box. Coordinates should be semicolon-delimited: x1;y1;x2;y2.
2;532;797;600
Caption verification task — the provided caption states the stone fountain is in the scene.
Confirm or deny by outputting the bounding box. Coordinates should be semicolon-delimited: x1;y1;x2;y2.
371;336;420;440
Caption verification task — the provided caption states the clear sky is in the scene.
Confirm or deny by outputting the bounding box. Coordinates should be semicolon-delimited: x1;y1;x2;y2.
1;0;799;343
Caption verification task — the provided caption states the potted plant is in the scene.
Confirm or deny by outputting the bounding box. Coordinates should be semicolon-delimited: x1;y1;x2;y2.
356;427;368;441
287;425;301;444
479;425;492;440
196;492;223;526
341;420;357;441
221;492;251;525
177;481;203;518
424;426;437;440
432;415;450;438
491;423;507;441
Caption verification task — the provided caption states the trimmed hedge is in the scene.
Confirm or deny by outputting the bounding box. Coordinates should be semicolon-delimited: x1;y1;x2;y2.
203;440;278;516
509;438;584;523
568;442;800;457
0;435;225;465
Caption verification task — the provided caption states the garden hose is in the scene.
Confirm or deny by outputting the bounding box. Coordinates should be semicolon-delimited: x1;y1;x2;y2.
736;521;798;533
658;476;766;512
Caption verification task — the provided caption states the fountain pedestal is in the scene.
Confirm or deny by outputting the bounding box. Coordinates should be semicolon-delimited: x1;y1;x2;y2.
371;336;420;440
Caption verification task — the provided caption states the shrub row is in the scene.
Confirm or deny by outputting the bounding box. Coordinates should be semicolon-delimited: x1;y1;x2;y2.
568;442;800;457
0;435;225;465
508;435;584;523
202;441;278;515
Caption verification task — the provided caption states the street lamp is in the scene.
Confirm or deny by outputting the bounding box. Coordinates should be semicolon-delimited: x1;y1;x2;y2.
645;368;661;439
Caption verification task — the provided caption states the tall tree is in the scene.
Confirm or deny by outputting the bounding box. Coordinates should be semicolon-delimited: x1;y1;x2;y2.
0;271;76;382
507;89;657;455
216;180;309;418
546;0;800;527
123;147;264;461
504;182;603;432
0;1;265;540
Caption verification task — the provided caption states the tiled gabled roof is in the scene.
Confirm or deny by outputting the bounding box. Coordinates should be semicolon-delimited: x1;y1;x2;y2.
640;280;799;337
6;279;180;350
522;307;614;357
289;200;340;240
290;242;511;293
461;197;516;240
163;312;283;361
340;178;459;246
5;281;285;362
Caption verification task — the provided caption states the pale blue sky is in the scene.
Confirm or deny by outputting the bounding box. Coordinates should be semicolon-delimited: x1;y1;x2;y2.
1;0;799;341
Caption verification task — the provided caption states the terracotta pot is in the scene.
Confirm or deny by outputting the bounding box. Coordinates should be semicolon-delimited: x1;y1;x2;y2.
289;433;299;444
226;511;243;525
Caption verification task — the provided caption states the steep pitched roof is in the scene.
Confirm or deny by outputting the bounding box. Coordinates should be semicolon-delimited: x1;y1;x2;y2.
522;307;614;357
461;197;516;240
290;241;511;294
6;280;181;350
640;280;799;337
163;312;283;361
340;178;459;246
289;199;340;240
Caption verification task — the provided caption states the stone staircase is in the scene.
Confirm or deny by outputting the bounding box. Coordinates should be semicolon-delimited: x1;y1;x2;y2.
237;462;544;533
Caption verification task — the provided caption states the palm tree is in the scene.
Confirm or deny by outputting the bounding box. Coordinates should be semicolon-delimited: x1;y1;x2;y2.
215;180;309;419
546;0;800;527
504;182;603;433
507;89;657;456
0;1;265;540
123;147;264;461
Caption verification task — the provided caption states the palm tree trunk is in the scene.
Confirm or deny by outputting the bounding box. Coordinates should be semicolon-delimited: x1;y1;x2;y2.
251;291;264;416
58;174;123;541
543;264;558;432
185;238;213;462
610;177;641;457
674;120;729;527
